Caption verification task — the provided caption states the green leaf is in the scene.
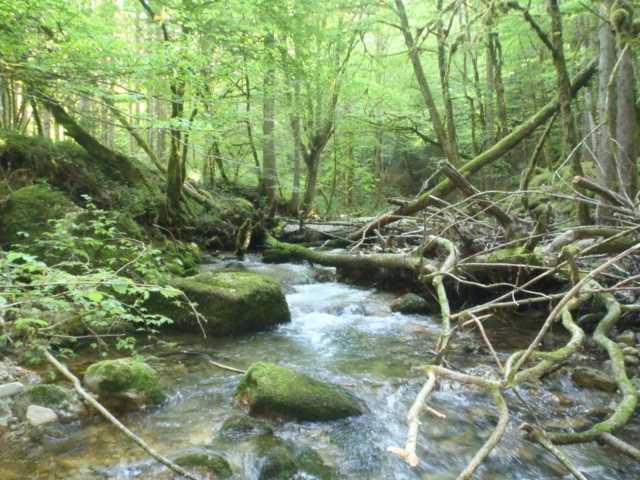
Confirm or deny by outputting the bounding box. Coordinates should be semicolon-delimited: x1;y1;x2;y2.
86;290;104;302
111;283;128;294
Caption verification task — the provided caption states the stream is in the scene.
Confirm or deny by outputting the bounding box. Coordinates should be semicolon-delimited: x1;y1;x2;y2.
1;255;640;479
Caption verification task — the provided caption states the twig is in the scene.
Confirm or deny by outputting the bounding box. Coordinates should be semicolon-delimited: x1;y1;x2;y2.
44;350;203;480
519;423;590;480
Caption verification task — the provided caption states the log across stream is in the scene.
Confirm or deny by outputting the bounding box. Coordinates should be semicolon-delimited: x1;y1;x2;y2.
1;254;639;479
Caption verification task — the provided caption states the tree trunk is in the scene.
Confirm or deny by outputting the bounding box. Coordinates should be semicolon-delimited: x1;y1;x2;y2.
394;0;460;167
612;1;637;199
37;93;146;186
548;0;589;224
261;34;277;208
596;2;617;223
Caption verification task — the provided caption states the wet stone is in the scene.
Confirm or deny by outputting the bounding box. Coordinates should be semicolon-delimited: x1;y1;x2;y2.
0;399;12;427
0;382;25;398
624;355;640;367
571;366;617;392
623;347;640;357
586;407;614;421
615;330;637;347
543;417;592;433
219;414;274;439
29;421;69;441
26;405;58;427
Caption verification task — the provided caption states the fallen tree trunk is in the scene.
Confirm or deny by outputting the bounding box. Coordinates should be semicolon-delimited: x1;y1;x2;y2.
348;59;597;240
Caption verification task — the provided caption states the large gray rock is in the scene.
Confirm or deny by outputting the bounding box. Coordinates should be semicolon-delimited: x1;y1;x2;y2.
572;366;617;392
84;358;166;411
235;363;368;422
0;382;25;398
26;405;58;427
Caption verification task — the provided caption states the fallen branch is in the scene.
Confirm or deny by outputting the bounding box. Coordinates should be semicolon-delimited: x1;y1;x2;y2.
44;350;203;480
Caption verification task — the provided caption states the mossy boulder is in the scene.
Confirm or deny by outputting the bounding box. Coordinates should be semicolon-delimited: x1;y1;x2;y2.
219;414;274;439
0;184;77;247
153;271;291;336
256;437;299;480
83;358;166;411
13;384;85;423
174;453;232;479
390;293;437;315
571;366;617;393
235;363;367;422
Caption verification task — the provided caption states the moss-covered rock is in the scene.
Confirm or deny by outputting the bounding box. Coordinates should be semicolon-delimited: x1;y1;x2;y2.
83;358;166;411
151;271;291;336
13;384;85;423
235;363;367;422
0;184;77;247
219;414;274;439
390;293;437;315
174;453;232;479
256;437;299;480
295;446;333;480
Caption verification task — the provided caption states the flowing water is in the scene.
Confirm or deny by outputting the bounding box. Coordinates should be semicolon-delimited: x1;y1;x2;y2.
1;255;640;479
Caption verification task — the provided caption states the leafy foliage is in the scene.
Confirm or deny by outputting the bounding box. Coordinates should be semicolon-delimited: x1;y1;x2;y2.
0;201;181;360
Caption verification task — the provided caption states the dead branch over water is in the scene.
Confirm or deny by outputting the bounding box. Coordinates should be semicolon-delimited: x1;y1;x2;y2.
265;161;640;478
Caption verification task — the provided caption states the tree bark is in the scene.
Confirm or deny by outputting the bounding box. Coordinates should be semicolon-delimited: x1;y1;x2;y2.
37;93;146;186
261;34;277;208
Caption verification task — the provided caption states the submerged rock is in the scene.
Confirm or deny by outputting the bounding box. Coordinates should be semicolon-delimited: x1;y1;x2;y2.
543;416;592;433
390;293;437;315
83;358;165;411
174;453;232;479
14;384;84;423
571;366;617;393
219;414;274;439
0;399;12;428
28;420;69;441
235;362;367;422
153;271;291;335
256;437;299;480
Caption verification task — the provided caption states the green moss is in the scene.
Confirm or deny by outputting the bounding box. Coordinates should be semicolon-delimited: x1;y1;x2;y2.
256;438;299;480
0;184;76;247
150;271;291;335
234;363;367;421
174;453;232;479
14;384;84;421
84;358;166;407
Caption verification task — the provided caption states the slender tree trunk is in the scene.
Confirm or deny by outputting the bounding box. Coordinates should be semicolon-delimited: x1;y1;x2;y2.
290;83;302;214
612;1;637;199
261;34;277;207
548;0;589;224
394;0;460;167
596;2;616;222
